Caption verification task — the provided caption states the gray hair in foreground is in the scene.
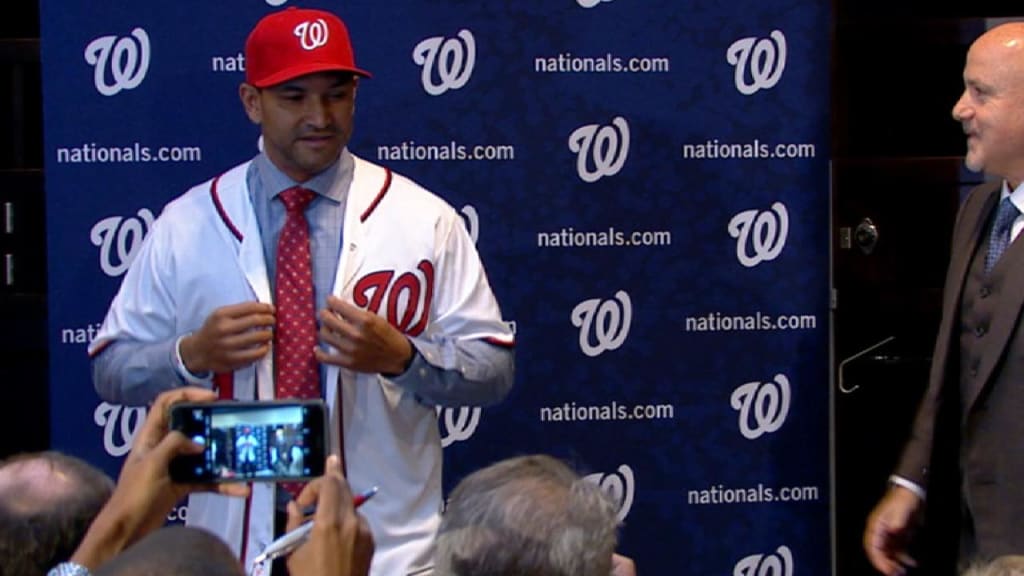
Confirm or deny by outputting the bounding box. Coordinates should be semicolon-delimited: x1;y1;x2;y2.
0;450;115;576
434;454;620;576
961;555;1024;576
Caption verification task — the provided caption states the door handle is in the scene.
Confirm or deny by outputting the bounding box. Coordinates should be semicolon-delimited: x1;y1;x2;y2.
838;336;896;394
854;218;879;255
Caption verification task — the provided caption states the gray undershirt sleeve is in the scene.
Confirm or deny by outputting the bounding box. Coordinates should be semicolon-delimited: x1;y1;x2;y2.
91;338;207;406
392;338;514;407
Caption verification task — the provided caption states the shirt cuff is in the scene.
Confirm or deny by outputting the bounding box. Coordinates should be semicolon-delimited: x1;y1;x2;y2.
173;333;213;385
47;562;91;576
388;346;428;384
888;474;926;501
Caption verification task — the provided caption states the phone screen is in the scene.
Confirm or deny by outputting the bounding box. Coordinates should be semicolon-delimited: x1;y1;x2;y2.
169;400;327;483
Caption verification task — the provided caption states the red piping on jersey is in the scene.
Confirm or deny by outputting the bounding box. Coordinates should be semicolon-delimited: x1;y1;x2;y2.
484;336;516;348
88;339;111;358
210;175;244;242
213;372;234;400
360;168;392;222
212;167;391;231
334;374;348;478
240;489;252;563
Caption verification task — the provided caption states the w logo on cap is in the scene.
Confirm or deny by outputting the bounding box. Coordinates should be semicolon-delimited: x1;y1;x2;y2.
246;9;369;89
294;18;330;50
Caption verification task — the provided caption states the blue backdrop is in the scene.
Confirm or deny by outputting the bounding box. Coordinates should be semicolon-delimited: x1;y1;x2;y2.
42;1;831;573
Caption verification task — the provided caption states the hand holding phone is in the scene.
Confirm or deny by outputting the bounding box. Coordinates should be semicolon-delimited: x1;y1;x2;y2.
168;399;327;483
68;388;250;572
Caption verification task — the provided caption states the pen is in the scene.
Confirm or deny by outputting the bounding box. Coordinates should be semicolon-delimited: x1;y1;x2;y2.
252;485;378;566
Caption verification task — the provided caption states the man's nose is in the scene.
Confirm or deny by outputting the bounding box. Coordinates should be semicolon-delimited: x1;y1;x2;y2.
952;92;970;122
305;98;331;128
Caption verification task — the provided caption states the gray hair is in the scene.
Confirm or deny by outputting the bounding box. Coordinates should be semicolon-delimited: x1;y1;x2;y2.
434;454;619;576
0;451;115;576
962;556;1024;576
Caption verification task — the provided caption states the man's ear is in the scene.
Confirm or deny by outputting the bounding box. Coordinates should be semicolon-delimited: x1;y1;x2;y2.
239;83;262;124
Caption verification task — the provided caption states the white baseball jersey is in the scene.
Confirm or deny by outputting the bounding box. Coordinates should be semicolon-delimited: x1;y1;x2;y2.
90;154;514;575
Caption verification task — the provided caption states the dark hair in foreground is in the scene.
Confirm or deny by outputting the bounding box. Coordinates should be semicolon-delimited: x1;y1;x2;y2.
434;454;619;576
94;526;244;576
0;451;115;576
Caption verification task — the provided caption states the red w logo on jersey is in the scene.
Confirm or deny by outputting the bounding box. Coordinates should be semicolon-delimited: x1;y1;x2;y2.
352;259;435;337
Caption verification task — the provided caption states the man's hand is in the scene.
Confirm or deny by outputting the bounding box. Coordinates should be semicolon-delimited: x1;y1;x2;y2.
285;455;375;576
70;387;249;570
863;484;922;576
180;302;275;374
316;296;413;375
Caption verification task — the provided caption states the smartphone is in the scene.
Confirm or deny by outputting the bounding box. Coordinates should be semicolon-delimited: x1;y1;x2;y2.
168;399;327;483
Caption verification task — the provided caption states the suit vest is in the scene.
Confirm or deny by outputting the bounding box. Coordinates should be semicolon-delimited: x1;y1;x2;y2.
956;208;1024;560
959;228;997;402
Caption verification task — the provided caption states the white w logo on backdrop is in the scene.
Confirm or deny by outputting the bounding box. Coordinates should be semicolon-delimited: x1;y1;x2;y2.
437;406;481;447
571;290;632;357
734;545;794;576
728;201;788;268
94;402;146;457
568;116;630;183
460;205;480;244
731;374;791;440
726;30;787;96
413;30;476;96
294;19;329;50
577;0;615;7
583;464;635;522
84;27;151;96
91;209;155;277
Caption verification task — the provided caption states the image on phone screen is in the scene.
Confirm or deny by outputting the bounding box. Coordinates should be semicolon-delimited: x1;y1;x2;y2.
169;400;326;483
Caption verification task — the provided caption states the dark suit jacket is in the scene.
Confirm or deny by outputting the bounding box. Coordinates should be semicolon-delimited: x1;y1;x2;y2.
896;179;1024;560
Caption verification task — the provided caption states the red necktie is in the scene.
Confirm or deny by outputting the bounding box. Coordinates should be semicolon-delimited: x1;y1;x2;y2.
275;187;318;499
274;187;319;400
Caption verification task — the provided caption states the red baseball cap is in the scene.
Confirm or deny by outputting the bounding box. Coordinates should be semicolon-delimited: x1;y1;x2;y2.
245;7;371;88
